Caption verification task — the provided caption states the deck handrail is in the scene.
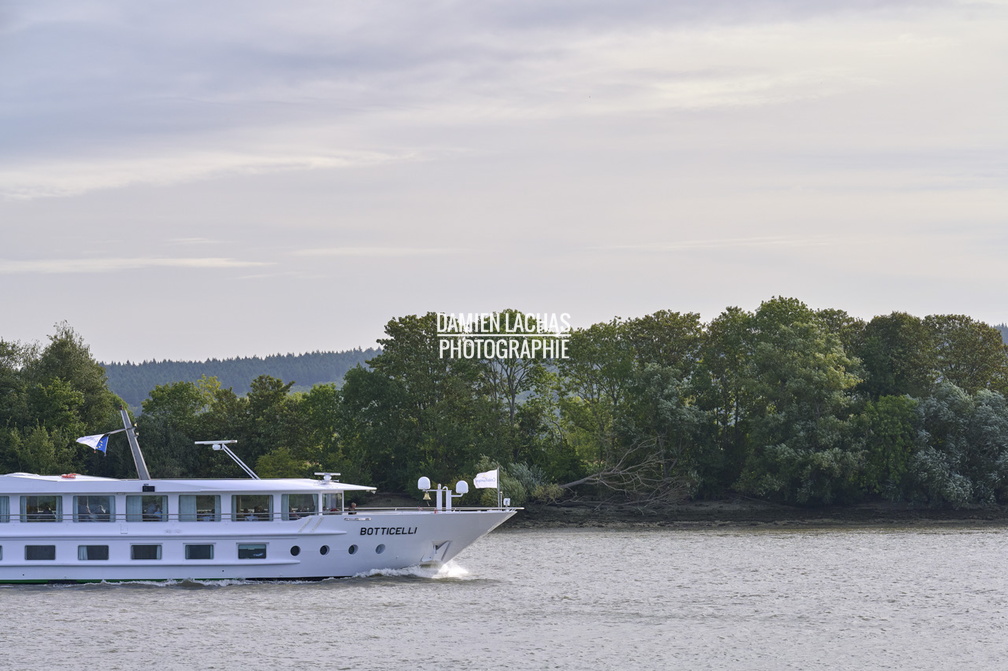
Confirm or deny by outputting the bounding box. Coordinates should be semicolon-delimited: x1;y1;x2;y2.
9;505;515;524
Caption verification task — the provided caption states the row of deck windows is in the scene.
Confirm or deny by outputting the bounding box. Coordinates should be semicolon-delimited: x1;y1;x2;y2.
4;543;264;561
0;493;330;523
0;542;373;561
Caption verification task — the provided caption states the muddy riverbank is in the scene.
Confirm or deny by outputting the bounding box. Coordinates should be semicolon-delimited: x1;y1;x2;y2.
504;499;1008;529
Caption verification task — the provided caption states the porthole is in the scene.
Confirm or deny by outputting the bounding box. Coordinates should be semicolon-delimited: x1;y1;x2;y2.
376;544;386;554
348;544;358;555
290;545;301;557
320;545;330;556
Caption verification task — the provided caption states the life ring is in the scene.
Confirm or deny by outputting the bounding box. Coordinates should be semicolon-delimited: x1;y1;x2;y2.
61;473;77;479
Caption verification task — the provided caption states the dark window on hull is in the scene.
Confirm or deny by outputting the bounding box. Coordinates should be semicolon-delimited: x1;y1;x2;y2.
238;544;267;559
185;544;214;560
26;545;56;560
131;545;162;560
79;545;110;560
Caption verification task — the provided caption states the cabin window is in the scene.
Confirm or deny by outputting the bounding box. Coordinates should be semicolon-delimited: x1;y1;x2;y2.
179;495;220;522
0;496;9;523
78;545;110;561
126;495;168;522
322;492;343;514
131;544;161;560
74;495;114;522
21;495;62;522
238;544;267;559
282;494;316;520
185;544;214;560
25;545;56;560
232;494;272;522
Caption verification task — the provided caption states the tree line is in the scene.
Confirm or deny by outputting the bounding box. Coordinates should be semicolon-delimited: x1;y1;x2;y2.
3;301;1008;509
103;349;378;410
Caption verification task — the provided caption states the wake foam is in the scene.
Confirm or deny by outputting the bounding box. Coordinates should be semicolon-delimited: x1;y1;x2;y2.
353;559;473;580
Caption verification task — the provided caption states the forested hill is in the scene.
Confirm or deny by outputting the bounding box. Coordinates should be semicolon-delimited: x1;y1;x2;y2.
102;349;379;410
999;324;1008;344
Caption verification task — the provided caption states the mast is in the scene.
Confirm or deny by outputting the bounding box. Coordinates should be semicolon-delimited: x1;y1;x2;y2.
120;408;151;480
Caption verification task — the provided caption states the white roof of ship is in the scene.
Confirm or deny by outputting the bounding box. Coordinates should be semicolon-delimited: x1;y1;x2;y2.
0;473;376;494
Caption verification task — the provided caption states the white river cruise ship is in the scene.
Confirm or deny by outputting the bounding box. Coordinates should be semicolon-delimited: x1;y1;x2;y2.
0;411;516;583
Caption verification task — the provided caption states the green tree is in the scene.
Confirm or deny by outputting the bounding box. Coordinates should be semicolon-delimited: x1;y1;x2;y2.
692;306;753;495
857;395;919;500
555;312;706;502
10;425;79;475
477;309;552;463
966;389;1008;502
514;369;585;485
614;364;704;502
558;319;635;469
300;383;341;474
855;312;936;399
338;314;495;491
925;314;1008;395
816;308;866;356
241;375;306;477
910;383;977;506
622;310;703;374
910;383;1008;507
22;323;121;431
0;340;32;429
3;325;125;475
255;446;303;478
336;365;418;490
139;380;211;478
737;298;862;504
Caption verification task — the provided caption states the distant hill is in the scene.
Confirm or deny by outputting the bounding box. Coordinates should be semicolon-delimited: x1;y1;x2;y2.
998;324;1008;345
103;348;379;411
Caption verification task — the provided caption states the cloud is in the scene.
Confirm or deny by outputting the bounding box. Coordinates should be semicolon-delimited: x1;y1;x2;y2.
291;247;468;257
2;1;958;201
0;148;409;200
604;235;839;252
0;257;273;275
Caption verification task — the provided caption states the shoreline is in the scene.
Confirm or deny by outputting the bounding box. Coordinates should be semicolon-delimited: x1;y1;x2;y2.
503;500;1008;530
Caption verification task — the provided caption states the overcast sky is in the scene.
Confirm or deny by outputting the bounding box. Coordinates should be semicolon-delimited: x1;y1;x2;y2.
2;0;1006;362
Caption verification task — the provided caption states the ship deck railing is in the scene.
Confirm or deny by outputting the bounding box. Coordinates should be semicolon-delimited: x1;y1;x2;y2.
4;506;514;525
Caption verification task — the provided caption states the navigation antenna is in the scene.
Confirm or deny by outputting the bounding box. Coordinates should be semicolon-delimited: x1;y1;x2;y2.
195;440;260;479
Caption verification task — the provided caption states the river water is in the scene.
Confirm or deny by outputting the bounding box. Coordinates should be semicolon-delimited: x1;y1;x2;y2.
1;526;1005;670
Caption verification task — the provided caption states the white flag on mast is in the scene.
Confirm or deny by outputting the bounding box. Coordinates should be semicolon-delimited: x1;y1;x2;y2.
474;468;499;489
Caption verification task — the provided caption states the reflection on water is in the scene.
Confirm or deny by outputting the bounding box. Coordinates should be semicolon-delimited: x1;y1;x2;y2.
1;527;1005;670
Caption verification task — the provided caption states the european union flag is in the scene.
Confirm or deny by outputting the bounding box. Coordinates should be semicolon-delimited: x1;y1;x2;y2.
76;433;109;454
